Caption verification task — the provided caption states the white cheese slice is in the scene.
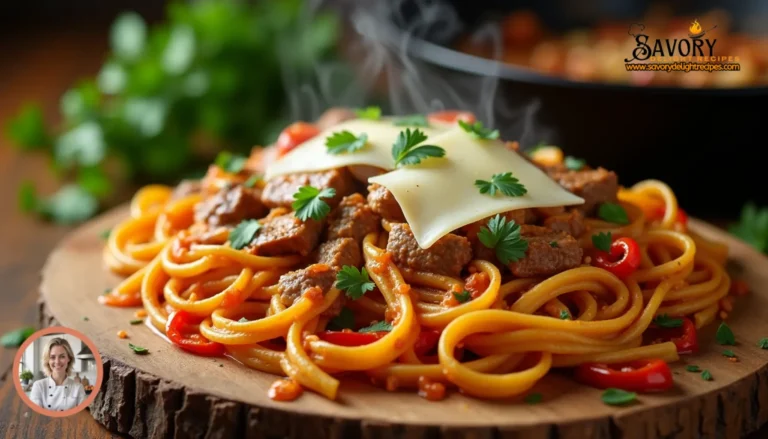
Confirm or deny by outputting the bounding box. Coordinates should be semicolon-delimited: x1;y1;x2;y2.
368;127;585;248
263;118;449;180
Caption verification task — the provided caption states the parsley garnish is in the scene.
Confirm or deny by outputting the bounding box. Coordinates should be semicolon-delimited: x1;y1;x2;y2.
327;307;355;331
359;320;393;333
393;114;429;127
592;232;612;252
560;310;570;320
354;106;381;120
458;120;499;140
653;314;683;328
728;202;768;253
474;172;527;197
292;186;335;221
100;229;111;240
524;393;542;404
128;343;149;355
391;128;445;167
325;131;368;155
129;319;143;325
214;151;247;174
601;388;637;406
0;327;35;348
701;370;712;381
83;316;89;321
335;266;375;300
715;322;735;345
477;214;528;264
686;365;701;372
758;338;768;349
453;290;471;303
103;288;111;295
229;219;261;250
243;174;261;188
598;203;630;225
549;241;558;248
722;349;736;358
564;156;586;170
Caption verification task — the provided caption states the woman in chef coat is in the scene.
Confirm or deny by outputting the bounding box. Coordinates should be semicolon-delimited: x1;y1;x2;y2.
29;337;86;412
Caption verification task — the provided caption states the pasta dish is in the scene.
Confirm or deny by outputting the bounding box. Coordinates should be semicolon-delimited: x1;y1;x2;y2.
101;108;737;403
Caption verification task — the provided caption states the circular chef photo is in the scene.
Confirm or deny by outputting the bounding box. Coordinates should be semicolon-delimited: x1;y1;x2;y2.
14;327;103;417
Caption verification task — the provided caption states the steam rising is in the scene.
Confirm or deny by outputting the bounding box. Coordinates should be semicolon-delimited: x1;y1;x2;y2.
278;0;555;148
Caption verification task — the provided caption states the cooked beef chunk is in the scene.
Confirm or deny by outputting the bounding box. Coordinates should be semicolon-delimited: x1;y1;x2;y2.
545;167;619;215
366;183;405;222
543;209;586;238
315;238;362;268
171;179;202;200
277;264;344;317
327;194;381;243
386;223;472;278
509;225;583;277
261;169;355;209
194;185;267;226
248;212;323;256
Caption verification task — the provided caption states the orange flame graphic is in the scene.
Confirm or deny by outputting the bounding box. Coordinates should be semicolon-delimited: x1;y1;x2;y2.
689;19;702;35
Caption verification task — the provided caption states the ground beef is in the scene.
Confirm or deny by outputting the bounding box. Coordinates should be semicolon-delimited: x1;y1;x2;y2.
194;185;267;227
248;212;323;256
327;194;381;243
366;183;405;222
545;167;619;215
314;238;362;268
509;225;583;277
386;223;472;278
261;169;355;209
543;209;586;238
277;264;344;317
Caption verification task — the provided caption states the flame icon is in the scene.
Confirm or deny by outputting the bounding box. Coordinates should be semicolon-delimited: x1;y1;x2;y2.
688;19;705;38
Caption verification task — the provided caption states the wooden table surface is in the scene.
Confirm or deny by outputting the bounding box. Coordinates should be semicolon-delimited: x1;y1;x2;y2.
0;27;767;439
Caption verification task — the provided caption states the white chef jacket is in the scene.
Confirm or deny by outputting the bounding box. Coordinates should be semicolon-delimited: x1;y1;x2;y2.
29;377;86;412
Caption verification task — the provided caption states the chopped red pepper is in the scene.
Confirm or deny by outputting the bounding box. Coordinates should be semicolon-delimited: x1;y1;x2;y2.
593;237;641;278
644;316;699;354
275;121;320;157
427;110;476;125
574;359;674;392
166;310;226;357
413;329;441;357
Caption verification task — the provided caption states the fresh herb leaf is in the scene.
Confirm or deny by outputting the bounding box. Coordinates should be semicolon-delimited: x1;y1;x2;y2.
758;338;768;349
238;317;249;323
524;393;542;404
335;266;375;300
564;156;586;171
478;214;528;264
474;172;527;197
728;202;768;253
355;106;381;120
453;290;471;303
129;319;143;325
103;288;112;295
18;181;39;213
653;314;683;328
716;322;736;345
391;128;445;167
560;310;571;320
292;186;336;221
393;114;429;127
83;317;89;321
38;185;99;225
0;327;35;348
359;320;393;333
243;174;261;188
686;365;701;372
722;349;736;358
549;241;558;248
458;120;499;140
111;12;147;61
4;103;50;150
598;203;630;225
214;151;247;174
100;229;111;240
592;232;612;252
128;343;149;355
701;369;712;381
325;131;368;155
601;388;637;406
327;307;355;330
229;219;261;250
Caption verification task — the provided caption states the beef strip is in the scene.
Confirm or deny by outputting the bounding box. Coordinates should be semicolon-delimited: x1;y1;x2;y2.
248;212;323;256
544;167;619;215
261;169;355;209
327;193;381;243
277;265;344;317
509;225;583;277
194;185;267;227
543;209;586;238
386;223;472;278
314;238;362;268
366;183;405;222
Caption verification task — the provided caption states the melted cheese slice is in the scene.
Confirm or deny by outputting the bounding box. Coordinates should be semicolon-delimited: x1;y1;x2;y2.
264;118;449;180
368;127;585;248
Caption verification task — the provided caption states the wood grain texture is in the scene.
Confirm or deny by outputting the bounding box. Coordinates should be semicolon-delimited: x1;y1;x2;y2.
38;205;768;439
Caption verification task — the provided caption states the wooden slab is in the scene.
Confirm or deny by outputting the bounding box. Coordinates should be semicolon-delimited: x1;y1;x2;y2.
38;204;768;439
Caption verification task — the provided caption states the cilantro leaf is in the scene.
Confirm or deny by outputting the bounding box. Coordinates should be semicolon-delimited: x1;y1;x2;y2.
128;343;149;355
560;310;571;320
722;349;736;358
598;203;629;225
758;338;768;349
391;128;445;167
475;172;527;197
453;290;471;303
478;214;528;264
5;103;49;150
355;106;381;120
292;186;336;221
458;120;499;140
359;320;393;333
524;393;542;404
715;322;735;345
652;314;683;328
129;319;143;325
335;266;375;299
393;114;429;127
701;369;712;381
686;365;701;372
325;131;368;155
243;174;262;188
327;307;355;330
592;232;612;252
229;219;261;250
214;151;247;174
728;202;768;253
601;388;637;406
564;156;586;171
0;327;35;348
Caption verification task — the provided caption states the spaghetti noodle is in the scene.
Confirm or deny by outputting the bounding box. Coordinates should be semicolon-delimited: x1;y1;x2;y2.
101;110;739;402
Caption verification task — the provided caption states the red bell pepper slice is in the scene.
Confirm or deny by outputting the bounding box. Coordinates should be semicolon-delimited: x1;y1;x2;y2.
593;237;641;278
166;310;226;357
574;359;674;392
644;316;699;354
275;121;320;157
427;110;476;124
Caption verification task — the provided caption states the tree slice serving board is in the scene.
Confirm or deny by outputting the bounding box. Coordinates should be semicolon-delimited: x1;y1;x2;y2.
38;205;768;439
